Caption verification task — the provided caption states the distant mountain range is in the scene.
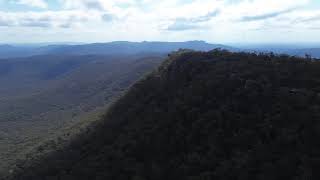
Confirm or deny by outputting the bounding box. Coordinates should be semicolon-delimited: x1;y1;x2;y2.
0;41;233;59
1;41;319;59
282;48;320;58
244;46;320;58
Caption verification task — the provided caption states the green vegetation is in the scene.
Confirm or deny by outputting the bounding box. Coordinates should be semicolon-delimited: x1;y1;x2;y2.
6;50;320;180
0;54;164;176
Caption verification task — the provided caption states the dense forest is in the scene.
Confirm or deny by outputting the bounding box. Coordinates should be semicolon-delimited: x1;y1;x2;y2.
0;54;164;175
6;49;320;180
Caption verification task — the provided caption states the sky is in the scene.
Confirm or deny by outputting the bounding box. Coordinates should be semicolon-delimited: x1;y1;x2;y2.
0;0;319;44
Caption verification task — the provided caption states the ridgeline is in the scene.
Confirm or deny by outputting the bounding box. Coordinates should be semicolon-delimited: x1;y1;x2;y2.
7;49;320;180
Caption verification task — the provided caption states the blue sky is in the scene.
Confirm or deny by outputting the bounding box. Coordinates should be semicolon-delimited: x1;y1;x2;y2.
0;0;319;44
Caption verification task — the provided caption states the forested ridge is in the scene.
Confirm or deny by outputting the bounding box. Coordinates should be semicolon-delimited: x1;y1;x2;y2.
6;49;320;180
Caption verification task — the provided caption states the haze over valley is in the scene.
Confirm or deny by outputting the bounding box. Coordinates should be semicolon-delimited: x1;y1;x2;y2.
0;0;320;179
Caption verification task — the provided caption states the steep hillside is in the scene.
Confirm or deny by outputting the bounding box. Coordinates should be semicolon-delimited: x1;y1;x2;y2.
0;54;163;119
0;55;92;98
7;50;320;180
0;54;164;175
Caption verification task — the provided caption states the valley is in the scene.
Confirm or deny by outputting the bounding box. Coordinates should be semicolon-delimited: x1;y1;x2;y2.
0;53;165;175
1;0;320;179
0;42;320;179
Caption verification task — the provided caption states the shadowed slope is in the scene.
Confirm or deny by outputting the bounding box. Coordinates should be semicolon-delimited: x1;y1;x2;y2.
7;50;320;180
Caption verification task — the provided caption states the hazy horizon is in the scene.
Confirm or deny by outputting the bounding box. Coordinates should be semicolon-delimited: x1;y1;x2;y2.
1;41;320;50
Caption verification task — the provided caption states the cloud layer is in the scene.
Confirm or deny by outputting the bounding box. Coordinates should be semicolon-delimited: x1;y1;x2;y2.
0;0;319;43
12;0;48;8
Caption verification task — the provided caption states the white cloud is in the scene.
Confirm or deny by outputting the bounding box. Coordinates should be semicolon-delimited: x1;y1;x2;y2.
11;0;48;8
0;0;319;43
0;10;99;28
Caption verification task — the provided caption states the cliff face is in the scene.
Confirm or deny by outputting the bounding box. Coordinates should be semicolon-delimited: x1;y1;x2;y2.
8;50;320;180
